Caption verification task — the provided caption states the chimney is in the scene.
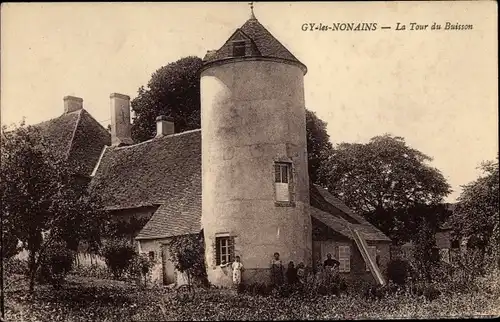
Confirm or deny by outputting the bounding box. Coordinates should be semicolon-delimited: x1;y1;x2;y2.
63;96;83;114
110;93;134;146
155;115;175;137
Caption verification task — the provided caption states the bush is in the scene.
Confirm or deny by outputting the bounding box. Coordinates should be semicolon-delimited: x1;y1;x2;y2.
408;281;441;301
4;258;29;276
38;242;76;289
242;282;273;296
297;270;347;297
386;259;411;285
72;264;112;279
363;281;400;300
100;239;136;279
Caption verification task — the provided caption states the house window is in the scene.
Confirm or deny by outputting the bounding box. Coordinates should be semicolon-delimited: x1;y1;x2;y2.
215;236;234;266
232;41;246;57
338;245;351;272
274;162;291;202
148;251;155;261
366;246;377;271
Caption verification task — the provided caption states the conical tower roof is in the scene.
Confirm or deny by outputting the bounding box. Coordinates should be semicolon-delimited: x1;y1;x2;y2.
203;15;307;74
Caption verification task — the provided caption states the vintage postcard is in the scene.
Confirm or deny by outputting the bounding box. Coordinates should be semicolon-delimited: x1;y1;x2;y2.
1;1;498;321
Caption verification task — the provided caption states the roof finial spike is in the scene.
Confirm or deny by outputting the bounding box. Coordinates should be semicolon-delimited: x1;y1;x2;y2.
249;1;256;19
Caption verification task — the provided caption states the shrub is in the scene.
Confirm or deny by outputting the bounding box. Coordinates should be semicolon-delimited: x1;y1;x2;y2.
38;242;76;289
4;258;29;276
130;253;155;287
363;281;399;300
243;282;273;296
297;270;347;297
386;258;411;285
408;281;441;301
72;264;111;279
100;239;136;279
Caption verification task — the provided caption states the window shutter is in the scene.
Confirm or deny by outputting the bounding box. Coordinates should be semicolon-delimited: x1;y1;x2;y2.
274;164;281;183
346;246;351;272
229;236;235;263
215;238;221;266
338;245;351;273
281;165;289;183
335;245;339;262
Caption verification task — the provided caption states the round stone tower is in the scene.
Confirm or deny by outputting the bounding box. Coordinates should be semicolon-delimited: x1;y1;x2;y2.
200;13;312;286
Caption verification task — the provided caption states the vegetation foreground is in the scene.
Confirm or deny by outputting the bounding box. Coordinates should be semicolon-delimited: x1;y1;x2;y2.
4;272;499;321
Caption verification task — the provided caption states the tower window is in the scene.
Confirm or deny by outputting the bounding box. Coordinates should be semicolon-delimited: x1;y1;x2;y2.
232;41;246;57
215;236;234;266
274;162;291;202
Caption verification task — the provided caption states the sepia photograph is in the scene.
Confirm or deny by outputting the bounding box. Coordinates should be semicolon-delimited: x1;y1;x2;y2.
0;1;498;321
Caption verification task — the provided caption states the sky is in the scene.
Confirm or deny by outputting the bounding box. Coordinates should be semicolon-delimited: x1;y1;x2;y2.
1;2;498;202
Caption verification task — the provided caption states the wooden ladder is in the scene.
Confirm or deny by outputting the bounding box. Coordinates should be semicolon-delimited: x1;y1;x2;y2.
348;225;386;286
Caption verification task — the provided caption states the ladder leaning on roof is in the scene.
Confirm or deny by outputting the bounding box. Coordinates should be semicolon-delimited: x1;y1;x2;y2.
348;225;386;286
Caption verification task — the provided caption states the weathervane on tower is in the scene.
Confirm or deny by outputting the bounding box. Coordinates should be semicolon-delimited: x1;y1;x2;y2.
249;2;256;19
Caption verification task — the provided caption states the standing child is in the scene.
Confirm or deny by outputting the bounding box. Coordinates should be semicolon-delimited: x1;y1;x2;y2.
231;256;244;292
221;256;244;292
297;262;306;284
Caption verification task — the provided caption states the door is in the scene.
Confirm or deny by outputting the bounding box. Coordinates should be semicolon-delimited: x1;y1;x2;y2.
312;241;322;269
161;244;176;285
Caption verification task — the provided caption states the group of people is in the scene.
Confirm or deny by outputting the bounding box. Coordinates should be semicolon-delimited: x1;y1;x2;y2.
222;252;341;290
272;252;341;286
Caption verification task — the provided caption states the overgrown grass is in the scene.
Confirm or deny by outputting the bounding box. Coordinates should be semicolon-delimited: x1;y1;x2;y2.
4;271;500;321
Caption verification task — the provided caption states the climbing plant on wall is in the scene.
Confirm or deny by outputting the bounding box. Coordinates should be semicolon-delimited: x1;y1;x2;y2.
168;231;208;287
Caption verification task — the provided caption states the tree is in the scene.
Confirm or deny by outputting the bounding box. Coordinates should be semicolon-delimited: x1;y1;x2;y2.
100;238;136;279
0;123;108;292
131;56;203;142
129;57;333;185
318;134;452;243
306;110;333;184
450;157;499;269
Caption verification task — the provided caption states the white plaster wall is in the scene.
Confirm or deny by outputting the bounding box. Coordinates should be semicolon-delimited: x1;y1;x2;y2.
137;238;169;284
201;60;312;286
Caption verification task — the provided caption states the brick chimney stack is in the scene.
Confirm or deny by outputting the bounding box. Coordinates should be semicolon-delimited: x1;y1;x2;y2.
110;93;134;146
155;115;175;137
63;96;83;114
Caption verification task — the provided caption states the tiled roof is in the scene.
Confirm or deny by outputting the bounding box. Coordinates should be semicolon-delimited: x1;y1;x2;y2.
32;109;111;177
66;110;112;176
34;110;81;160
203;17;305;71
310;184;391;242
91;128;389;242
90;129;201;213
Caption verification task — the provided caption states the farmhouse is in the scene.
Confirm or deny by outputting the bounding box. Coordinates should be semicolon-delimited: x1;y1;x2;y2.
90;12;391;286
16;11;392;286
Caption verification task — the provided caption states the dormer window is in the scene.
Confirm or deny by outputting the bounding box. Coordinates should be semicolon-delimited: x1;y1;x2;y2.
232;40;246;57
